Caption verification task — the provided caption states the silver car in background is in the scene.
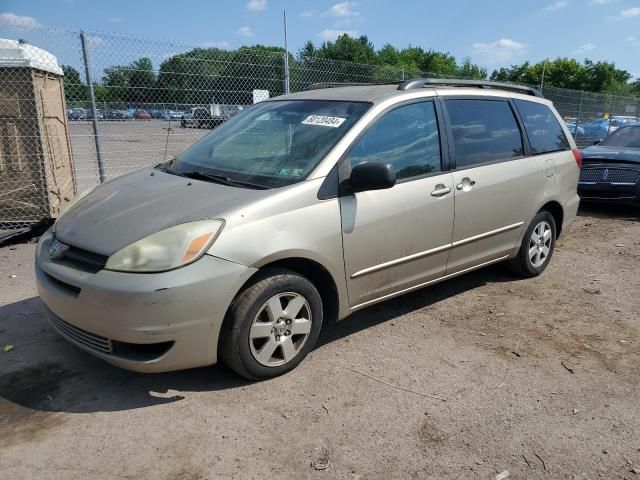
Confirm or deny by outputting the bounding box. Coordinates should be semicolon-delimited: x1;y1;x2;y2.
35;79;581;379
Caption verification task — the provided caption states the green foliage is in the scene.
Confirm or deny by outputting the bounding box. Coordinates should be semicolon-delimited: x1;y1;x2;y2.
490;57;633;93
103;57;156;104
316;35;377;64
61;65;87;104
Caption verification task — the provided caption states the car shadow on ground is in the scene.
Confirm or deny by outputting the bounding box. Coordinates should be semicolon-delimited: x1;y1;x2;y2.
0;264;518;414
578;202;639;221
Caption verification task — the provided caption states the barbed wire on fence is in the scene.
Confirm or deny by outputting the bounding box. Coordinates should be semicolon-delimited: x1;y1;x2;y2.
1;21;639;235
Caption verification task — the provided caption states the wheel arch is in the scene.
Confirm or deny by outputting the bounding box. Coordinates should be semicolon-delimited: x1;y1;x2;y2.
539;200;564;238
222;255;341;331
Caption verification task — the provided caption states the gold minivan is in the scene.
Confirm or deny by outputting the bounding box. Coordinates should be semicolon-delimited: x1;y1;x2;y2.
35;79;581;379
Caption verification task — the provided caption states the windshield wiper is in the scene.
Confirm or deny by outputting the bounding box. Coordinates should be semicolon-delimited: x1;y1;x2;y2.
180;171;268;190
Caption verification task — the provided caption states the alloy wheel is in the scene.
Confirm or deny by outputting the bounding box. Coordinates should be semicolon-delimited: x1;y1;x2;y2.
528;221;552;268
249;292;313;367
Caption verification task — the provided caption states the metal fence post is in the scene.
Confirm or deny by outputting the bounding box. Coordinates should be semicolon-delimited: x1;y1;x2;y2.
607;94;616;135
283;11;290;94
575;91;584;136
80;30;106;183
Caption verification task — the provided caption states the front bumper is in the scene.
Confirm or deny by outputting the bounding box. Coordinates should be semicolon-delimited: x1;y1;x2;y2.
35;230;257;373
577;182;640;202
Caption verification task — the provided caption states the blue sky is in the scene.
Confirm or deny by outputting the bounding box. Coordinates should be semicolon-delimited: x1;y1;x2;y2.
1;0;639;77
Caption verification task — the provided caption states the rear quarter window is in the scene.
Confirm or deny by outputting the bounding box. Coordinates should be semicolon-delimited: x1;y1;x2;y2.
514;100;570;154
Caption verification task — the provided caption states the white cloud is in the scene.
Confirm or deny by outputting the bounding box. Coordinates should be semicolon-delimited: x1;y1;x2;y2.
543;0;569;12
300;9;315;17
246;0;267;12
471;38;527;65
621;6;640;16
325;2;358;17
0;12;38;28
318;29;359;41
590;0;615;3
236;26;254;37
200;41;231;50
574;42;596;53
627;36;640;47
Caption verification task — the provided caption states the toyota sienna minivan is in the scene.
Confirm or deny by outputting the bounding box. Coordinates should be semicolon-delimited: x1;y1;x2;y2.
36;79;581;379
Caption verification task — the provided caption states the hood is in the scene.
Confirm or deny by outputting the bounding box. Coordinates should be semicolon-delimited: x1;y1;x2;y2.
581;145;640;164
55;168;271;256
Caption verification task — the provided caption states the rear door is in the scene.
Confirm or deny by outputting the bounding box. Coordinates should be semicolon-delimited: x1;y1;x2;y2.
340;100;454;308
512;98;575;182
443;97;542;274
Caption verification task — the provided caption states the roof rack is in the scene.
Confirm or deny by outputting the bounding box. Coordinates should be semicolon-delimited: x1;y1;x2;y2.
397;78;544;98
303;81;397;91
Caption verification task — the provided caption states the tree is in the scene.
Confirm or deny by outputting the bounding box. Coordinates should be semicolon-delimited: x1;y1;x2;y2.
456;58;488;80
61;65;87;105
102;57;156;105
316;34;377;64
583;60;631;93
296;41;317;63
490;58;633;93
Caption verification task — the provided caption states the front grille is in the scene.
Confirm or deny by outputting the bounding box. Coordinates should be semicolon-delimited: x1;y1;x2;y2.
55;244;108;273
48;311;113;354
579;168;640;184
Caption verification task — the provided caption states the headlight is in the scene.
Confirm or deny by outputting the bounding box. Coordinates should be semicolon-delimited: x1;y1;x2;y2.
105;220;224;273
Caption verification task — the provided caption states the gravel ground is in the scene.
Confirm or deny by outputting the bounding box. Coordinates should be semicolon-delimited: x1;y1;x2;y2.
0;204;639;479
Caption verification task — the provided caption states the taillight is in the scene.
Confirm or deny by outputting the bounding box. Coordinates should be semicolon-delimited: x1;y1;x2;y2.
572;148;583;168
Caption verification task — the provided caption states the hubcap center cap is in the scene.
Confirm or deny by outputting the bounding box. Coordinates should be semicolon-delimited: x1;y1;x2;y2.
275;323;287;335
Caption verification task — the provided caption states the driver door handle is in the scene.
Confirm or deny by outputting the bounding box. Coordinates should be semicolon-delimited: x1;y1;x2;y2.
430;185;452;197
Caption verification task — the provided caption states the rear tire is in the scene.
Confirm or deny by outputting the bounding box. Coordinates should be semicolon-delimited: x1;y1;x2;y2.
220;269;323;380
508;210;557;278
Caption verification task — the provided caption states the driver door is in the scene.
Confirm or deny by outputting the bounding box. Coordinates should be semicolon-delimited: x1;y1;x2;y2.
339;100;455;308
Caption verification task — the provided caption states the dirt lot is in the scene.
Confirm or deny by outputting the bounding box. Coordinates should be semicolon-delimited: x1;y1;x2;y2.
1;204;639;479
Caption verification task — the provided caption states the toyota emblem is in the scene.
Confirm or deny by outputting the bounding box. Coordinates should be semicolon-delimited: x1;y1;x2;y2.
49;239;68;259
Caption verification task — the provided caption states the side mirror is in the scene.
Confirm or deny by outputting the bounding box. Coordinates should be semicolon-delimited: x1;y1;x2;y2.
593;140;600;145
348;162;396;193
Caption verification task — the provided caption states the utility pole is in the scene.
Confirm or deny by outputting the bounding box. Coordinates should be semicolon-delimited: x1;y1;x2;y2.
283;10;290;94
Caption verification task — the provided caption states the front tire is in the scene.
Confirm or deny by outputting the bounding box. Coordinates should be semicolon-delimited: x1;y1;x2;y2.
508;211;556;278
220;269;323;380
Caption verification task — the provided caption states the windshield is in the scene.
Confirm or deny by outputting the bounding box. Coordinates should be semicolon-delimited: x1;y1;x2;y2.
166;100;370;188
599;126;640;148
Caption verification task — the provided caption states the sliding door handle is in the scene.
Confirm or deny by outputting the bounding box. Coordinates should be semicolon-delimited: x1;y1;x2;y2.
456;178;476;191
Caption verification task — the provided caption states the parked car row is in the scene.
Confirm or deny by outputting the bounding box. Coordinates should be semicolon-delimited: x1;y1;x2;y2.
67;107;234;129
565;116;640;144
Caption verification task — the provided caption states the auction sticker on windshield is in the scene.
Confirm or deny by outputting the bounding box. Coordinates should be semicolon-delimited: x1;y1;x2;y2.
302;115;346;128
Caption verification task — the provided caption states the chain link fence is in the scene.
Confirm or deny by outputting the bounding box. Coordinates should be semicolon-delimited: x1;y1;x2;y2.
1;22;639;237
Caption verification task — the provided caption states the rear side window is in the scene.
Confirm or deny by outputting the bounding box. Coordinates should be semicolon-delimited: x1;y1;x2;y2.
514;100;570;154
349;101;441;180
446;99;523;168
